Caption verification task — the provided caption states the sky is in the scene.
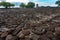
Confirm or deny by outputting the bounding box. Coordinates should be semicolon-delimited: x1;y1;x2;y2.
0;0;58;7
30;0;58;6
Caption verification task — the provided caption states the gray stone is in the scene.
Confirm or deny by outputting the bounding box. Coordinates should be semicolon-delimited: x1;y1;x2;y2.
6;35;17;40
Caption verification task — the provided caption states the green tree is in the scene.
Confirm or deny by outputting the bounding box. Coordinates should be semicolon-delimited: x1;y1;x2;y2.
20;3;26;8
55;0;60;7
0;2;15;8
26;2;35;8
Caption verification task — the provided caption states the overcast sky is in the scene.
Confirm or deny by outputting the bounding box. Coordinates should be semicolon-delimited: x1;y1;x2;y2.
0;0;58;6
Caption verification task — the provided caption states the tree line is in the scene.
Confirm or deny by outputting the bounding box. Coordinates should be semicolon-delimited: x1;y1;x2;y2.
0;0;60;8
0;2;35;8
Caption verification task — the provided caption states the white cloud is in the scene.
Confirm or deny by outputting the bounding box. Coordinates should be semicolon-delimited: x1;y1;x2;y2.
33;0;58;7
0;0;57;7
6;0;30;4
35;2;57;7
6;0;29;3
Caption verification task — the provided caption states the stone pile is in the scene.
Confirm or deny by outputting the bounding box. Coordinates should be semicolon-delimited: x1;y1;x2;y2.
0;8;60;40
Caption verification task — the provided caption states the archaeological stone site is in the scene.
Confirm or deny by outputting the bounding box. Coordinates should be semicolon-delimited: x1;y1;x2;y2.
0;7;60;40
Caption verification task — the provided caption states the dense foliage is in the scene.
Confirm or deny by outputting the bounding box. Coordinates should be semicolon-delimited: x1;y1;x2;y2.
55;0;60;7
20;2;35;8
26;2;35;8
0;2;15;8
20;3;26;8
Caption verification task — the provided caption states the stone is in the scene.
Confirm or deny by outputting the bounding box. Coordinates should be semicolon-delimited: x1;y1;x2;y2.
12;27;22;35
38;37;50;40
0;28;15;38
1;31;8;38
32;27;46;35
46;31;55;39
0;28;10;32
55;27;60;40
55;27;60;34
30;34;40;40
6;35;18;40
17;29;31;38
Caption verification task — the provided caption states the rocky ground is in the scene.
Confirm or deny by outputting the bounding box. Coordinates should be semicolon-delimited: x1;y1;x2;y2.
0;8;60;40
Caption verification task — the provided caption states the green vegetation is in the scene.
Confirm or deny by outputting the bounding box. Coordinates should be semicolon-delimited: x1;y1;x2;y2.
26;2;35;8
0;2;15;8
0;2;35;8
20;3;26;8
55;0;60;7
20;2;35;8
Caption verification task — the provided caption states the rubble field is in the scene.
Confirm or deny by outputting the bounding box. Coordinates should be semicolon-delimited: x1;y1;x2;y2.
0;7;60;40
